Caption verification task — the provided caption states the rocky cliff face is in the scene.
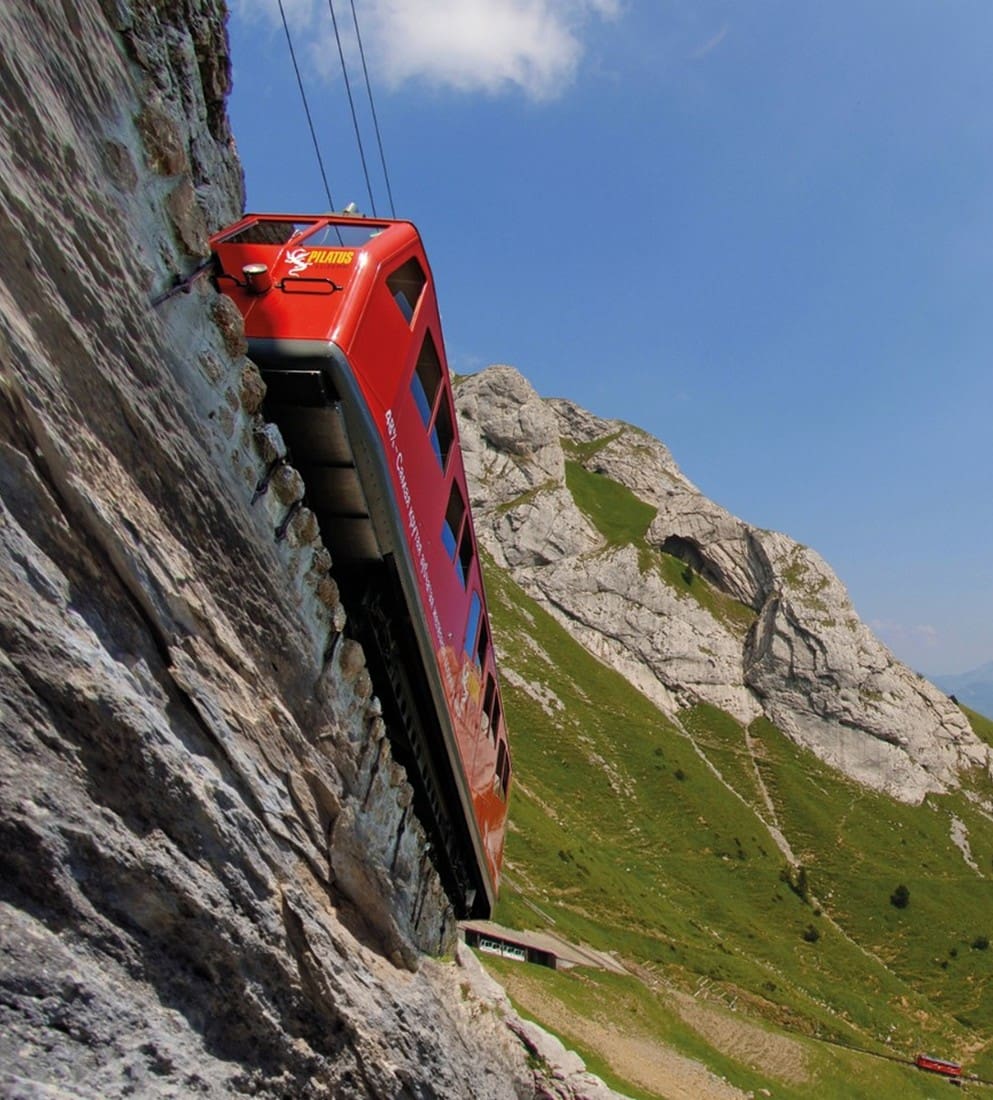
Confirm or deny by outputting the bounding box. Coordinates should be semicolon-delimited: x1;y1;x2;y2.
0;3;622;1097
457;366;988;804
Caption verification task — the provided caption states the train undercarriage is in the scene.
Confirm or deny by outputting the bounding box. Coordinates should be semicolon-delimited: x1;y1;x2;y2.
255;353;489;918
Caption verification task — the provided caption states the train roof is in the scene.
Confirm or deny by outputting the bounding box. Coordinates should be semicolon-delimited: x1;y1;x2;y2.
212;211;420;250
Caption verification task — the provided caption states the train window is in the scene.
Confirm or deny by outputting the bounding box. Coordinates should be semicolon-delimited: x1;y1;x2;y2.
456;514;474;588
483;674;503;747
432;394;455;470
386;257;426;323
464;592;482;659
441;519;457;561
302;222;389;247
481;675;497;739
411;334;455;470
442;482;465;563
411;370;433;428
491;695;502;740
476;619;489;670
483;675;496;721
223;219;316;245
496;741;510;801
412;334;442;426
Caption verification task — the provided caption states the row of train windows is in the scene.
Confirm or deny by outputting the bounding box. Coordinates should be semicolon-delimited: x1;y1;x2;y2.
485;678;510;802
409;331;453;470
391;260;506;787
407;328;479;607
389;261;452;472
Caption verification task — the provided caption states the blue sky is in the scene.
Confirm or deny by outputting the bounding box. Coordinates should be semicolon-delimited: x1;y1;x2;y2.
226;0;992;675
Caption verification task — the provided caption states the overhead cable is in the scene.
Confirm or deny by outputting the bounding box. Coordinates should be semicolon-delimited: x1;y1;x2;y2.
326;0;376;215
349;0;396;218
277;0;336;211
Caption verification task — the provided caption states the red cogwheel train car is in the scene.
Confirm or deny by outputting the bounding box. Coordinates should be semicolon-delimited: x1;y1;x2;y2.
210;213;511;917
914;1053;963;1078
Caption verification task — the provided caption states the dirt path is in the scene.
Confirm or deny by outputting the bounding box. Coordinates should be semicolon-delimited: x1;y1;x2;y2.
667;986;810;1087
498;969;751;1100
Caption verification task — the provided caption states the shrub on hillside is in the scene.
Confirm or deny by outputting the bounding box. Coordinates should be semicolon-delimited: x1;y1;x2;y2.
780;864;810;902
890;884;910;909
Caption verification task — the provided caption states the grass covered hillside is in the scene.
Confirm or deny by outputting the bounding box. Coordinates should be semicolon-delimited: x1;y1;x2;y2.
477;459;993;1098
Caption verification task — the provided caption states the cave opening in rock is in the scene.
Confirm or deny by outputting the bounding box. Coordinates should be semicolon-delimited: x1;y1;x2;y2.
660;535;726;591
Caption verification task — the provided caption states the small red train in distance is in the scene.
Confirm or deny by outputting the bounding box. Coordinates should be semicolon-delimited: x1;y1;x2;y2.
210;212;511;918
914;1053;963;1078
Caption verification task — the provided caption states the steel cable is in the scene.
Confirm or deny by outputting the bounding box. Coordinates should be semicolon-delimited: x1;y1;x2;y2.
277;0;336;212
349;0;396;218
326;0;376;215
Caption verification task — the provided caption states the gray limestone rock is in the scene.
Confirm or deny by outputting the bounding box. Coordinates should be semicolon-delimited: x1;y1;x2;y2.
1;1;616;1096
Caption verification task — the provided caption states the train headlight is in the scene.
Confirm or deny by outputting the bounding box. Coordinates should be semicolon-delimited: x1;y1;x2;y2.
243;263;272;294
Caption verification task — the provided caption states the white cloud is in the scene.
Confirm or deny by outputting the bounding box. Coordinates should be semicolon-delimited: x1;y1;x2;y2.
870;619;940;649
690;23;729;61
239;0;621;100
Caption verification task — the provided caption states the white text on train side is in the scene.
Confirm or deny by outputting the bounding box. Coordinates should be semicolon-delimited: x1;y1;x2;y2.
385;410;455;697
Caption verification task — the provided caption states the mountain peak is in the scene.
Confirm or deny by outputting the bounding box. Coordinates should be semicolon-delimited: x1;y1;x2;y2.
457;365;988;804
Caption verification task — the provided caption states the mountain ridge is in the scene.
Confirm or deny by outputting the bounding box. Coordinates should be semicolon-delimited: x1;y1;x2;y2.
461;367;993;1094
456;364;989;804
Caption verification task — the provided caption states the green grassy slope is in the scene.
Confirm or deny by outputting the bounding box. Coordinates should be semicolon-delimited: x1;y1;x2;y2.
480;460;993;1097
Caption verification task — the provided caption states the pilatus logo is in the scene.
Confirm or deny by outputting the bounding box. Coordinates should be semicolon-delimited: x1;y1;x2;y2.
285;247;310;277
284;247;355;276
307;249;355;265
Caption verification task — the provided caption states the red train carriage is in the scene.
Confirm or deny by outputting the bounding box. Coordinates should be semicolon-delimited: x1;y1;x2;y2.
210;213;511;917
914;1053;963;1078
